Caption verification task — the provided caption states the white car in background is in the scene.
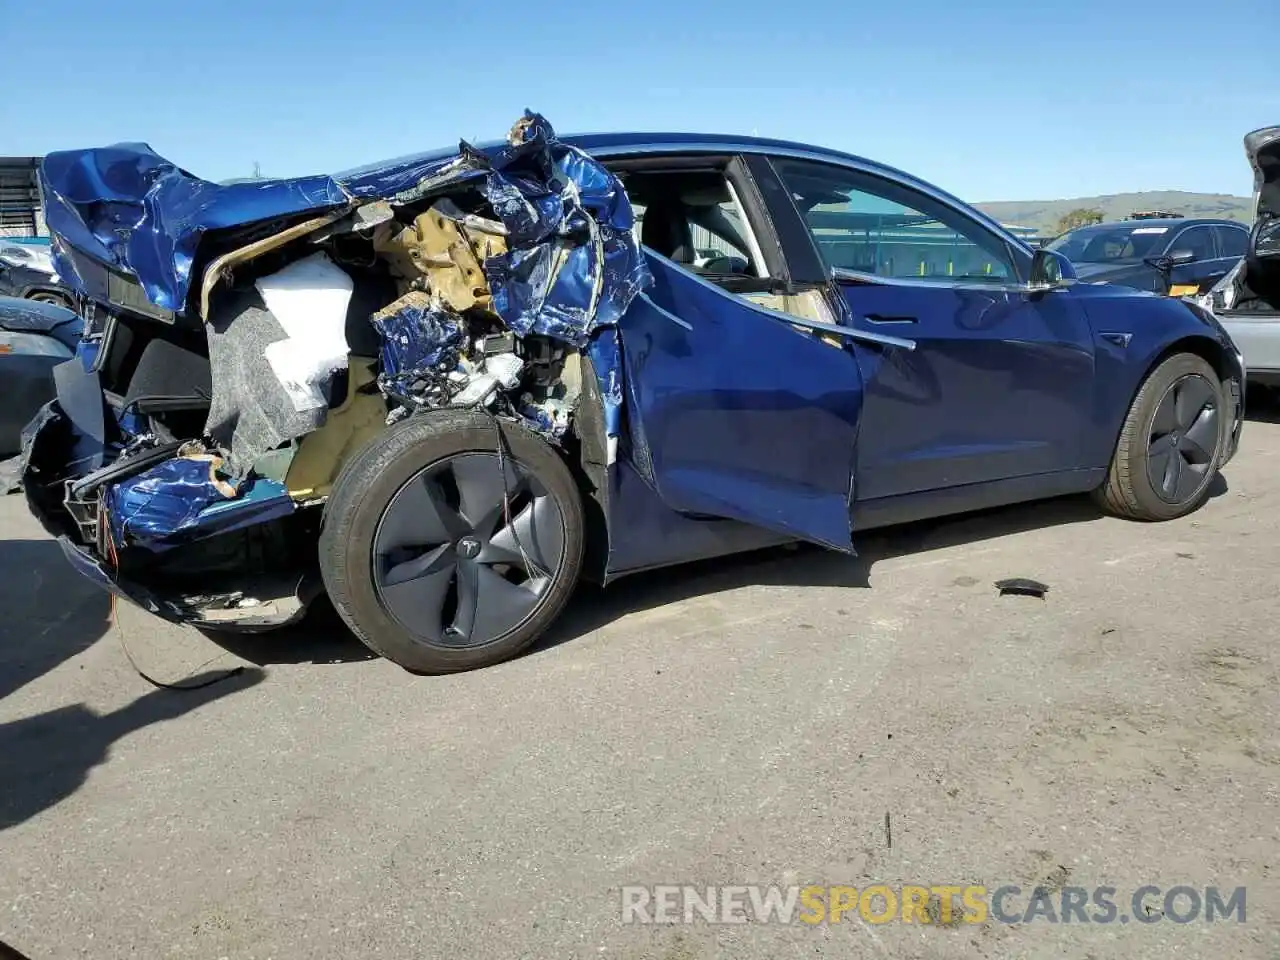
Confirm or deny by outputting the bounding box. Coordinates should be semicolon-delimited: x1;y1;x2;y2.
1202;127;1280;386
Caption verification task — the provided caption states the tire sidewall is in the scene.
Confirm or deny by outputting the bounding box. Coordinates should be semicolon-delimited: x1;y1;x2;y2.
319;409;584;672
1124;354;1227;520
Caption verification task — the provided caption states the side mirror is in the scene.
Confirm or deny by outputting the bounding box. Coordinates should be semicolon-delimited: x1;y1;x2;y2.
1029;248;1074;289
1167;249;1196;266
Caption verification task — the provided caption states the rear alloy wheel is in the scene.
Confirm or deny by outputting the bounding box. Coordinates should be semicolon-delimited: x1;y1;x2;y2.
1094;352;1228;520
320;410;584;673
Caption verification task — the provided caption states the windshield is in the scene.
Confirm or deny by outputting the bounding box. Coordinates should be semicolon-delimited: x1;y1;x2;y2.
1046;224;1171;263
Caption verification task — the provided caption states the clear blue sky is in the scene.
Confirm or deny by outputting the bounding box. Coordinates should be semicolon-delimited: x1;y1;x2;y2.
4;0;1277;202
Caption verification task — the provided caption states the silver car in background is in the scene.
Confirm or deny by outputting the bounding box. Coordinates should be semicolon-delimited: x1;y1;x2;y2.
1202;126;1280;386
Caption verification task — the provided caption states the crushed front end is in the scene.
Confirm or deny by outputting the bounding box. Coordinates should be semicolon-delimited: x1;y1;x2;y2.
21;112;649;630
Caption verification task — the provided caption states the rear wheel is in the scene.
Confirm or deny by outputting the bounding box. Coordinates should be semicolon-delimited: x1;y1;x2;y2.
319;409;584;673
1094;352;1227;520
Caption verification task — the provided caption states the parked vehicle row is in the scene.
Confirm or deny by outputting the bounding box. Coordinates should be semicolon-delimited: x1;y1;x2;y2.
0;296;83;456
1046;217;1248;297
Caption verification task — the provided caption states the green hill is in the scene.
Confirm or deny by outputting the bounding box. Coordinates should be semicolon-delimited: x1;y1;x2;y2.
974;191;1253;235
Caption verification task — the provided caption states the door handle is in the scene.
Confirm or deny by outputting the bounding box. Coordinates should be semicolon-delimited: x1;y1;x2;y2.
781;314;916;351
864;313;918;324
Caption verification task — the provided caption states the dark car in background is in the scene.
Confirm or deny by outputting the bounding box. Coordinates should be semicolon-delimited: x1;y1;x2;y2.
0;239;77;309
0;295;83;456
1046;218;1249;296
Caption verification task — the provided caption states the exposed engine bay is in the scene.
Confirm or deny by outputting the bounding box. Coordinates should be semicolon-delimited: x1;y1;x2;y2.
20;112;649;627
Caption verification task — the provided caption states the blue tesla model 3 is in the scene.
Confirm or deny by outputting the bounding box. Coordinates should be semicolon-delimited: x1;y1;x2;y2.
20;114;1243;672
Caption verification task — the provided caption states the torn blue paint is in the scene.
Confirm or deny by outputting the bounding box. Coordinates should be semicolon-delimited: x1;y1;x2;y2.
39;113;651;350
586;326;624;440
104;456;293;551
369;295;466;396
476;114;652;346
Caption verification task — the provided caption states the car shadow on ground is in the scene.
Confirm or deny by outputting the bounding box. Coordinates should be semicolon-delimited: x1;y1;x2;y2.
198;596;377;666
532;493;1111;656
204;477;1232;668
0;539;112;702
0;539;266;832
1244;385;1280;423
0;668;263;832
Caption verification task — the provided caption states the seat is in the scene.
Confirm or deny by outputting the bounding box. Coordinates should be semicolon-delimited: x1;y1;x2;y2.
640;199;696;264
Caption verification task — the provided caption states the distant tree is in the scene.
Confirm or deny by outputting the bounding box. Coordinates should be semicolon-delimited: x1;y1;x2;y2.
1055;208;1105;233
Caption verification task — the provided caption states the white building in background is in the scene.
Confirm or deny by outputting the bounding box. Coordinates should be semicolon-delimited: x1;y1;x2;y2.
0;157;44;238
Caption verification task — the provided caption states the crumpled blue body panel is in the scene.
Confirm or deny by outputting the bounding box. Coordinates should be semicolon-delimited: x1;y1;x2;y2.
40;144;352;313
104;456;293;551
39;113;651;348
477;116;652;346
369;296;466;393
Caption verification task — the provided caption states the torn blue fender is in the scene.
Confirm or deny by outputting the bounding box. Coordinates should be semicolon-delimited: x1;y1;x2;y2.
477;114;652;346
104;452;294;552
39;112;650;340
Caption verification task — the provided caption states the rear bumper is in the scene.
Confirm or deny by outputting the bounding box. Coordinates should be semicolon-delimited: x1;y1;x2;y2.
55;534;316;632
19;361;317;633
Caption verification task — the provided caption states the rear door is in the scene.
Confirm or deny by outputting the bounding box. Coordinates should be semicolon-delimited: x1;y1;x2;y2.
759;155;1097;501
612;156;875;552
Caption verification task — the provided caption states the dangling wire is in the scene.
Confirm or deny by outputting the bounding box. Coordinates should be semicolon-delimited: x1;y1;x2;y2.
103;513;245;691
484;408;541;581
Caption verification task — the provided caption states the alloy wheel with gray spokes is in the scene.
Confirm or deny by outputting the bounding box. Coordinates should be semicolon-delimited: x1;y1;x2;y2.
320;410;586;673
373;453;567;648
1094;351;1228;522
1146;373;1218;505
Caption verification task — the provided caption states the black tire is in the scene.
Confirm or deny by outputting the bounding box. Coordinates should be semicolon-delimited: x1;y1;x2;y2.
319;409;585;673
1094;352;1227;521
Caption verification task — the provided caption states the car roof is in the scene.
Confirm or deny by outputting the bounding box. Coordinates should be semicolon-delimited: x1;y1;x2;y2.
1078;217;1246;230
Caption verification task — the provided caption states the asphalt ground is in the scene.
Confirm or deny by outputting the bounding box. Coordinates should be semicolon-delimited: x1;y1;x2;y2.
2;405;1279;959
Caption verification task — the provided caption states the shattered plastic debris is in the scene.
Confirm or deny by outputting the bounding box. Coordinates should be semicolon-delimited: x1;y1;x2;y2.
255;252;354;412
518;397;570;437
468;112;651;347
484;352;523;389
105;442;242;548
994;578;1049;598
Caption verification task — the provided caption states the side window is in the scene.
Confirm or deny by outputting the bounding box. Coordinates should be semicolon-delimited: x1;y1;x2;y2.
1215;226;1249;259
1171;225;1215;261
619;169;763;279
771;158;1015;282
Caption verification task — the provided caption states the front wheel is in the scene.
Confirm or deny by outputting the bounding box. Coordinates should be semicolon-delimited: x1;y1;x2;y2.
1094;352;1228;521
319;410;585;673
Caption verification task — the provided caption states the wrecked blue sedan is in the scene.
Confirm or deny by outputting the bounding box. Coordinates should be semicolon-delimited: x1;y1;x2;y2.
21;113;1245;672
